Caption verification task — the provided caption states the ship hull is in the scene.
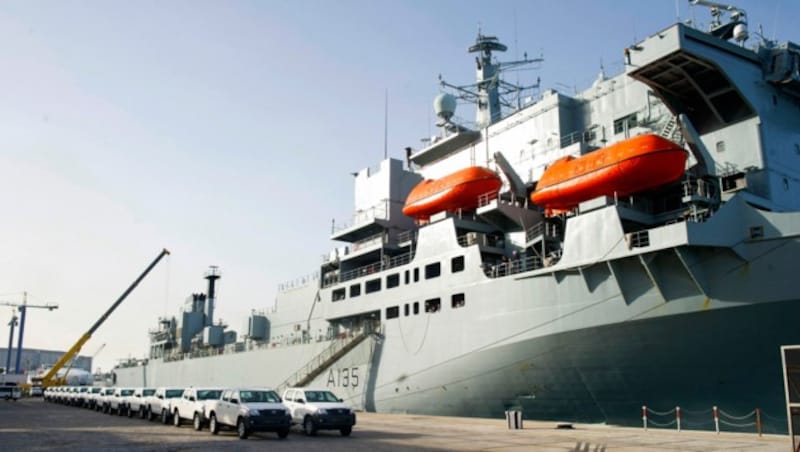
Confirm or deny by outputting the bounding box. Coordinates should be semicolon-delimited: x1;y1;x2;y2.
368;297;796;434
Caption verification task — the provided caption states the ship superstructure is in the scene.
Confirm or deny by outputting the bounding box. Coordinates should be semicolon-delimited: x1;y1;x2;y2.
115;4;800;433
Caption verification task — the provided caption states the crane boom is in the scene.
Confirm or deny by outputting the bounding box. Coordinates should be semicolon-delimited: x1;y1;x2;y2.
37;248;170;386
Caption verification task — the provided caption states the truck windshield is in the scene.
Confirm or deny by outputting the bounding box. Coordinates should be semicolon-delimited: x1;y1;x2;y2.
304;390;341;403
143;389;156;396
239;390;281;403
197;390;222;400
165;390;184;398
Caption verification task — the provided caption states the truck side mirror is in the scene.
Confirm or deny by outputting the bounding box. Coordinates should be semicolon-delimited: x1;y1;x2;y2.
297;399;305;404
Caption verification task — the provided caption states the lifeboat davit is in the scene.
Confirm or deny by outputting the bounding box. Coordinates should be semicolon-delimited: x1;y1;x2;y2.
403;166;502;220
531;134;687;215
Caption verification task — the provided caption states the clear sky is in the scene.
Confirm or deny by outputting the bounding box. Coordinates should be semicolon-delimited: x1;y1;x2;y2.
0;0;796;374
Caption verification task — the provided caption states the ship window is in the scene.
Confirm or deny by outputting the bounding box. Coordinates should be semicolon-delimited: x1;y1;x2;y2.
413;302;419;315
425;262;441;279
365;278;381;294
332;288;346;302
425;298;441;313
387;273;400;289
451;256;465;273
386;306;399;319
613;113;638;134
452;293;465;308
716;141;726;153
349;284;361;298
413;268;419;282
404;270;409;284
404;304;409;316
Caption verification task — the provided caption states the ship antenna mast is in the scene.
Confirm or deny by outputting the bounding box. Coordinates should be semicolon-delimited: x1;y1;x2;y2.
438;33;543;130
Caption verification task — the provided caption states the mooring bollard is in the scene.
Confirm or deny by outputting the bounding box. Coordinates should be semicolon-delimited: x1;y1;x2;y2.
713;406;719;434
505;410;523;429
642;405;648;431
676;406;681;432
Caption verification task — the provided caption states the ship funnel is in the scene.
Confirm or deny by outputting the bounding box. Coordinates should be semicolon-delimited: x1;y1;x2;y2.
204;266;221;327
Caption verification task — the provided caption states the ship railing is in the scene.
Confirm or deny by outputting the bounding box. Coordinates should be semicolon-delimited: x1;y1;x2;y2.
351;232;385;252
331;199;389;233
323;251;415;287
560;130;583;148
526;222;560;242
484;255;542;278
640;405;778;436
627;230;650;249
397;229;417;244
458;231;505;248
477;190;500;208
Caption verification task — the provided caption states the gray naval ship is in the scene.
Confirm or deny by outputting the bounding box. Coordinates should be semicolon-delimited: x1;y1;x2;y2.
115;2;800;432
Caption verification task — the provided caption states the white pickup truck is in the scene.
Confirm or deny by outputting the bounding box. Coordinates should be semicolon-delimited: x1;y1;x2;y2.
109;388;135;415
170;387;223;430
129;387;156;419
146;387;185;423
205;388;291;439
97;387;116;413
282;387;356;436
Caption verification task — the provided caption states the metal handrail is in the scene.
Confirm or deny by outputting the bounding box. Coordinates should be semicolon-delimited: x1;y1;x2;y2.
484;255;542;277
477;190;499;208
321;251;415;288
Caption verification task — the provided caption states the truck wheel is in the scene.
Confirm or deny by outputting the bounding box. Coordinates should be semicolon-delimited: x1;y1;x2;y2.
237;418;249;439
340;426;352;436
139;407;146;419
209;413;219;435
193;412;203;431
303;416;317;436
127;406;133;417
173;410;182;427
277;428;289;439
161;409;169;424
146;407;154;421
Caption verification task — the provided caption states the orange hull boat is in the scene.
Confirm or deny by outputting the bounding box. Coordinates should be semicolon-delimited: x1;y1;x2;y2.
531;134;687;215
403;166;502;220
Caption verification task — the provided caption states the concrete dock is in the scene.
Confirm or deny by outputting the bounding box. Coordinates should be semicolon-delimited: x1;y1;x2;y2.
0;398;791;451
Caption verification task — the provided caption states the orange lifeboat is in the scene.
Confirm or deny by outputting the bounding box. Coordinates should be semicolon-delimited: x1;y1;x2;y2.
531;134;687;216
403;166;502;220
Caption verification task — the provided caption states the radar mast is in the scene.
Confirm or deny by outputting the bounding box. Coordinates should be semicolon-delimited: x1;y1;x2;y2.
439;33;542;130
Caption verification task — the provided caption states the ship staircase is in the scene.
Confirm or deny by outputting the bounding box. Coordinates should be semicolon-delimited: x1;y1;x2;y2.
659;115;683;143
276;327;382;394
526;220;562;265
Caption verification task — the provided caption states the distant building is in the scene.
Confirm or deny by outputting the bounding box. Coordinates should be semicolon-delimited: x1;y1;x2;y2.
0;348;92;374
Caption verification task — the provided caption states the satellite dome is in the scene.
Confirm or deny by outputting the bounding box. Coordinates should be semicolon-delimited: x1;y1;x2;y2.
733;23;748;43
434;93;457;121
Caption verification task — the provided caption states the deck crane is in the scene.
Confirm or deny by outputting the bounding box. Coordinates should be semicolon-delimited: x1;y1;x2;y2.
34;248;170;387
0;294;58;374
